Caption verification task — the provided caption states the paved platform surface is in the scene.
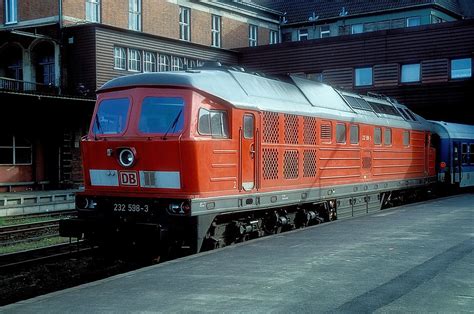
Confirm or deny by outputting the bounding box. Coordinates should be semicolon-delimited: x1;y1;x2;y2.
2;193;473;313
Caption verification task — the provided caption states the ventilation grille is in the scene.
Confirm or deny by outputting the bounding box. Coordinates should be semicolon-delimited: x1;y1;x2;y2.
321;123;332;141
143;171;156;186
284;150;299;179
362;157;372;169
284;114;299;144
263;148;279;180
263;111;279;143
303;150;317;178
303;116;317;145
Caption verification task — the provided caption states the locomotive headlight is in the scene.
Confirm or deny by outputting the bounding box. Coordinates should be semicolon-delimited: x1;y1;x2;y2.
118;148;135;167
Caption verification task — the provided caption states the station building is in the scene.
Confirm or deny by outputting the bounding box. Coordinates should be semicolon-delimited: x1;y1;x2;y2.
0;0;472;191
0;0;276;191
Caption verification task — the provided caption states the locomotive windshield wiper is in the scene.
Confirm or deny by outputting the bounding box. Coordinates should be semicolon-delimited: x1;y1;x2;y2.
162;109;182;140
94;114;103;139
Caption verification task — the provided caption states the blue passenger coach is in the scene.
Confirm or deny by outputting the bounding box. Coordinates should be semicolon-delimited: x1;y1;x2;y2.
430;121;474;187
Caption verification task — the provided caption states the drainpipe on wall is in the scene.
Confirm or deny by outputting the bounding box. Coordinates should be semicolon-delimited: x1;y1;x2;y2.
58;0;62;29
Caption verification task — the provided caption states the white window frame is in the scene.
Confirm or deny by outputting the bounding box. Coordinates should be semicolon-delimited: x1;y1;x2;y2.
451;58;472;79
158;54;171;72
114;47;126;70
406;16;421;27
86;0;101;23
355;67;373;86
320;25;330;38
298;29;308;41
128;48;141;72
401;63;421;83
128;0;141;31
249;24;258;47
179;7;191;41
351;24;363;34
143;51;156;72
5;0;18;24
269;30;278;44
172;56;184;71
211;15;221;48
0;136;32;165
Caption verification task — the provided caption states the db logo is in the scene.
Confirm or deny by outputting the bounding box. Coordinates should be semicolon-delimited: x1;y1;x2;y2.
119;171;139;186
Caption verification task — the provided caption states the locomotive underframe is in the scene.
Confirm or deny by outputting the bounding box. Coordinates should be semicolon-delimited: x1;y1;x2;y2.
60;176;436;255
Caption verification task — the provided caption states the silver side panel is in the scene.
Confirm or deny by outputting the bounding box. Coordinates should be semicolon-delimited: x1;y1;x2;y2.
90;170;119;187
190;176;436;216
139;171;181;189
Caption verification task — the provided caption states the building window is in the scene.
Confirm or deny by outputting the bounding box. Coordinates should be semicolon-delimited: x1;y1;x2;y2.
431;15;443;24
86;0;100;22
282;32;292;42
211;15;221;48
5;0;17;24
0;136;32;165
355;67;373;86
308;73;323;82
351;24;363;34
179;7;191;41
270;30;278;44
406;17;421;27
129;0;141;31
114;47;126;70
298;29;308;41
128;49;141;72
143;51;156;72
249;24;258;47
401;63;420;83
172;56;184;71
158;54;171;72
320;25;330;38
451;58;472;79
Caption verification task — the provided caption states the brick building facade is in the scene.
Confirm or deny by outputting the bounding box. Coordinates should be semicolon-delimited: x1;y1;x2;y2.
0;0;279;191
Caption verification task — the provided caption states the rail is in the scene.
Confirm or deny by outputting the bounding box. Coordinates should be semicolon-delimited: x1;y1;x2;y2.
0;242;89;271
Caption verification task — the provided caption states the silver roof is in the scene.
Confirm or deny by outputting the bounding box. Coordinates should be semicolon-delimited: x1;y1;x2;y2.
430;121;474;140
98;69;431;131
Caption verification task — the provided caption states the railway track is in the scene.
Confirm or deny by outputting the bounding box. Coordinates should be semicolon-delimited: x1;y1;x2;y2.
0;219;61;245
0;242;90;271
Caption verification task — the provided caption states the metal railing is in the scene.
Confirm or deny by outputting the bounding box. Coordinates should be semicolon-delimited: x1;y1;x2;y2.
0;77;59;95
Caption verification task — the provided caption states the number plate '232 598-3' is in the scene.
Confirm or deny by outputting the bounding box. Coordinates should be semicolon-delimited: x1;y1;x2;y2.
113;203;149;213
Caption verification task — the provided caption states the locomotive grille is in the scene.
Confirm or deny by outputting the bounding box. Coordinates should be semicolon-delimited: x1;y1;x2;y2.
362;157;372;169
263;111;280;143
303;116;317;145
284;150;299;179
263;148;279;180
284;114;299;144
321;123;332;142
303;150;317;177
143;171;157;186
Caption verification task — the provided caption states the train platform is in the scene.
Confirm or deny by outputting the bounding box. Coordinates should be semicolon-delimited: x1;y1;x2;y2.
3;193;473;313
0;189;80;217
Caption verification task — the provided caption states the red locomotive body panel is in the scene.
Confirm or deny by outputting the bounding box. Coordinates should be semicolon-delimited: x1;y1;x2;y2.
63;69;438;253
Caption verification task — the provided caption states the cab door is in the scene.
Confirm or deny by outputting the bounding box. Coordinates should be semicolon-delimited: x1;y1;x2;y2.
240;113;256;191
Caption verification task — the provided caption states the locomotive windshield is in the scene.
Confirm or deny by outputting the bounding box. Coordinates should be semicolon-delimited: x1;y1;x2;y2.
92;98;130;135
138;97;184;134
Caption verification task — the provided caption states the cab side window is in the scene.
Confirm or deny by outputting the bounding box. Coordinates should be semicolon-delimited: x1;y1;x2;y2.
198;108;229;138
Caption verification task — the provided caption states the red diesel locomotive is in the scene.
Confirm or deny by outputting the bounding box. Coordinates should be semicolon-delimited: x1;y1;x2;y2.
60;67;437;254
